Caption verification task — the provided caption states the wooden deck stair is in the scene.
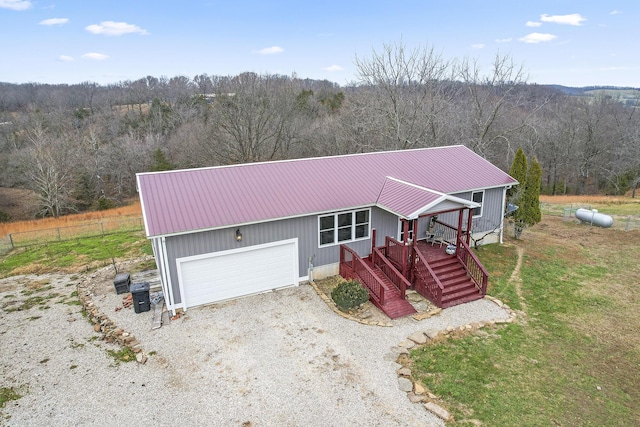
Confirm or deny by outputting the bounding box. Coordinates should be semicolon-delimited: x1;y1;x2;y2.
365;260;417;319
427;256;483;308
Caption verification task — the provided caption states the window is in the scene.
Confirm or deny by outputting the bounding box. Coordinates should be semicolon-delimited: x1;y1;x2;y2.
472;190;484;217
318;209;370;247
399;220;414;242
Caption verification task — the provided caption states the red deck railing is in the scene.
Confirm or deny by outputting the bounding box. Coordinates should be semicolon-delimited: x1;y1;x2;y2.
411;244;445;306
339;245;385;305
371;247;410;299
384;236;407;272
455;237;488;295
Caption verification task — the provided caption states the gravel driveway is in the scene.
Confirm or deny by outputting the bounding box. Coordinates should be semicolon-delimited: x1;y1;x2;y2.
1;268;510;426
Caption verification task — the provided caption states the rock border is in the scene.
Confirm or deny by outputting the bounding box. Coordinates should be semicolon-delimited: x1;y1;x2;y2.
77;274;148;364
308;281;394;327
394;296;518;422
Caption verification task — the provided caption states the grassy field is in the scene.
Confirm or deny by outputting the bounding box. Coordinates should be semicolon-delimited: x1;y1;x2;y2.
539;195;640;216
409;215;640;426
0;230;152;279
0;202;142;237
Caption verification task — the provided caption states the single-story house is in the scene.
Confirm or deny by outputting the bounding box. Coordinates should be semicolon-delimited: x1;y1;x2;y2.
137;145;517;317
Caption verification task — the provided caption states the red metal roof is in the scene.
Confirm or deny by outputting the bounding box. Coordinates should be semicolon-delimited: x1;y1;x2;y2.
137;145;517;237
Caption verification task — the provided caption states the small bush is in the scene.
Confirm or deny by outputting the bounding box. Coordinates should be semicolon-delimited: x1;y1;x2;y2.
331;280;370;311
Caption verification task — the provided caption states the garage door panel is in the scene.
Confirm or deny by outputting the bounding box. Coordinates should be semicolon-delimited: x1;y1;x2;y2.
178;239;298;309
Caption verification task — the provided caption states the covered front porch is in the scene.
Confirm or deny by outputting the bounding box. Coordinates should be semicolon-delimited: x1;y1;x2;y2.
340;185;489;319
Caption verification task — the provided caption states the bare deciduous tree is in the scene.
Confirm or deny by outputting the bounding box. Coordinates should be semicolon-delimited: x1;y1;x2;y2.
354;41;454;149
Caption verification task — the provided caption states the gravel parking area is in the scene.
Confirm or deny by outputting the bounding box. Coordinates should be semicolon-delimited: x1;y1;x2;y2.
1;266;510;426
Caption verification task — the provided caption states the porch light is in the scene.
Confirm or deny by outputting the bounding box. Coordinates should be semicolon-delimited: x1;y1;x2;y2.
235;228;243;242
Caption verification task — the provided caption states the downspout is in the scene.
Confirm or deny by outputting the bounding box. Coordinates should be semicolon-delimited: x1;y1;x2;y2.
160;236;176;315
500;186;509;244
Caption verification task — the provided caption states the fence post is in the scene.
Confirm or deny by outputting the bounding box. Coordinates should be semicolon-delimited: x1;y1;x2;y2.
9;233;14;249
57;228;61;241
626;216;630;232
100;222;104;237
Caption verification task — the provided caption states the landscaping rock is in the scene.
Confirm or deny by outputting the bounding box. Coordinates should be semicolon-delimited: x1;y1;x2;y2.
424;329;439;339
398;377;413;393
407;392;424;403
408;331;427;344
424;402;450;421
413;382;425;395
398;340;415;349
397;367;412;377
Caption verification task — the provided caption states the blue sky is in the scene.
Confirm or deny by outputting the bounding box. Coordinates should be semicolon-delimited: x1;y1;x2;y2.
1;0;638;87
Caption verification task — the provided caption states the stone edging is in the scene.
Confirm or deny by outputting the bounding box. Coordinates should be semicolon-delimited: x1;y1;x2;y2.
77;275;148;364
394;296;518;422
308;281;394;326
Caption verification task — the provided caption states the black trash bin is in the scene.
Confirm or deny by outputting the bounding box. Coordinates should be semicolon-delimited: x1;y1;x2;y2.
113;272;130;294
130;282;150;313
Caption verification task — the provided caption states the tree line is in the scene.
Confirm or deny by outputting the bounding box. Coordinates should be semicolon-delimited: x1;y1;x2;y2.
1;42;638;219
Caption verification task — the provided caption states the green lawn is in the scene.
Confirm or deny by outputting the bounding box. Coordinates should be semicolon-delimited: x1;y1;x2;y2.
0;231;152;278
410;217;640;426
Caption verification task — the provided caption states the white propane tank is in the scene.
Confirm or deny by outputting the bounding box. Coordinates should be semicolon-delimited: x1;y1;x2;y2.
575;208;614;228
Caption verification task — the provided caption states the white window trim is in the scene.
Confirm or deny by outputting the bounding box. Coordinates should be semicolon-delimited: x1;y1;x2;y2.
472;190;484;218
398;219;414;242
318;208;371;248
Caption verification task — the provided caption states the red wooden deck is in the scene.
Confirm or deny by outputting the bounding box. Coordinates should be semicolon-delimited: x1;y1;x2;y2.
414;239;484;308
338;235;486;320
362;258;417;319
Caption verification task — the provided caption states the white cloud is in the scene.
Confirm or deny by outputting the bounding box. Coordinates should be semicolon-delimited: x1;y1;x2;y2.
82;52;109;60
518;33;557;44
471;44;484;49
39;18;69;26
496;38;512;43
85;21;149;36
540;13;586;26
58;55;73;62
0;0;31;10
526;21;542;27
610;10;622;15
323;64;343;72
255;46;284;55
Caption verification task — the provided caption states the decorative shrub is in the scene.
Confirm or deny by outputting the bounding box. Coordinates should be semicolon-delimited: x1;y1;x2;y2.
331;280;370;311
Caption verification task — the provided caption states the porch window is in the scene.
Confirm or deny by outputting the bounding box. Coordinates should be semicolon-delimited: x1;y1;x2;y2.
472;190;484;217
318;208;370;247
399;220;414;242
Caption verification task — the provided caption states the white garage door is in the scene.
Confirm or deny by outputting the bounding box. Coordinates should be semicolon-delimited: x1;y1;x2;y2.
177;239;299;309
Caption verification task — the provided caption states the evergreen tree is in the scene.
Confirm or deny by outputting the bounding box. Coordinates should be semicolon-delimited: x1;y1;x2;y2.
508;147;527;200
513;155;542;238
524;158;542;224
150;148;175;172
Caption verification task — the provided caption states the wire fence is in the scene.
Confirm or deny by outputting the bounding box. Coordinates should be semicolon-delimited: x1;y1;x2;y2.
539;203;640;232
0;217;145;256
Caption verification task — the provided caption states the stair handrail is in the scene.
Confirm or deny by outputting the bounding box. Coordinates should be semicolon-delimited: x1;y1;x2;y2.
372;246;411;299
455;237;488;295
412;244;444;306
340;245;386;305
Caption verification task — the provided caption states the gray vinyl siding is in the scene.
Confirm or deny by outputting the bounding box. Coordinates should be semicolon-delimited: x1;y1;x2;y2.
435;187;505;233
159;188;506;305
162;206;397;305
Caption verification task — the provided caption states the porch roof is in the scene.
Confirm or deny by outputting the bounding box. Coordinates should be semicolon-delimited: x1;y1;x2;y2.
376;177;480;219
